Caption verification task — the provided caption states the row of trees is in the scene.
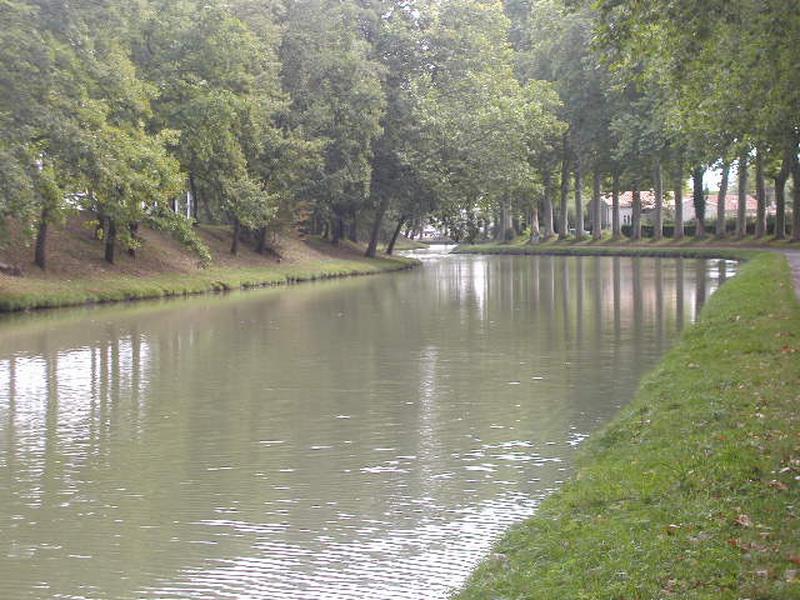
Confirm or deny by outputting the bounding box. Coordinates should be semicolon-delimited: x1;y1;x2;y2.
2;0;799;269
0;0;565;268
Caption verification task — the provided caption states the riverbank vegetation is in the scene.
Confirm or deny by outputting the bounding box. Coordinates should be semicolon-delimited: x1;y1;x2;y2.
2;0;798;278
0;219;416;312
455;251;800;599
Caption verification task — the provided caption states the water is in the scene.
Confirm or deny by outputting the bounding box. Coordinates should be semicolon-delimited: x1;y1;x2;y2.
0;249;734;599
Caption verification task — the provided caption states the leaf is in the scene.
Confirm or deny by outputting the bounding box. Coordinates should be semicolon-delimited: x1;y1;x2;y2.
735;514;752;528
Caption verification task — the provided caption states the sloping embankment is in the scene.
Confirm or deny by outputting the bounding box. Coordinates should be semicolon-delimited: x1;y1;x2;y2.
0;255;417;313
455;251;800;599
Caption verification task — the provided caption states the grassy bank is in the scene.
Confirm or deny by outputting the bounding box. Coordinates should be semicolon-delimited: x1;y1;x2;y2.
454;241;759;261
455;251;800;599
0;256;417;312
0;220;418;312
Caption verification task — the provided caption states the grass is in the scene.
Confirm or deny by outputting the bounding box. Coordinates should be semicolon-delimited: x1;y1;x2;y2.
454;251;800;599
455;234;800;261
454;240;766;261
382;236;429;251
0;255;418;312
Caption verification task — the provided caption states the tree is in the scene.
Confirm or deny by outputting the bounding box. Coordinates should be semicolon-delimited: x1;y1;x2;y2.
279;0;385;244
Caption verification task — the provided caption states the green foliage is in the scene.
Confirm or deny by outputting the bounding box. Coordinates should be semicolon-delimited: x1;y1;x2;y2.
146;207;212;267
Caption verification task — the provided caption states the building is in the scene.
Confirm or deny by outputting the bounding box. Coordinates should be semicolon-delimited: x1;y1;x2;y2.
601;192;769;225
600;191;674;226
682;194;764;221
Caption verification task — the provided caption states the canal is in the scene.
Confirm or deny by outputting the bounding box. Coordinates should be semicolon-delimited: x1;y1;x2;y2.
0;248;734;599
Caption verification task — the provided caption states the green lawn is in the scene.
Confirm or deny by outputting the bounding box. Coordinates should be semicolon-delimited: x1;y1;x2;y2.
455;251;800;599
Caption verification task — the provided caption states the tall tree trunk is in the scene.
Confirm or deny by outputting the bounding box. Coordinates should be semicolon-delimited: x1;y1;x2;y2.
558;143;570;239
792;145;800;242
653;161;663;240
386;216;406;255
189;172;199;223
331;214;345;245
692;165;706;237
128;222;139;257
542;171;554;238
774;152;790;240
592;168;602;240
631;184;642;240
256;226;268;254
34;207;49;270
755;148;766;238
529;202;540;241
230;217;240;255
105;217;117;264
673;166;684;239
737;153;748;238
365;196;389;257
612;171;621;239
574;160;584;240
348;209;358;243
716;162;730;237
202;189;213;223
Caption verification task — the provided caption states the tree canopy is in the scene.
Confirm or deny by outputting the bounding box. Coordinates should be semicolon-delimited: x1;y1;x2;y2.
2;0;799;266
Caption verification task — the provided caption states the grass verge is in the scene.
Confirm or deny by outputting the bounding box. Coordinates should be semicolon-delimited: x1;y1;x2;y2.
453;242;759;261
0;255;418;313
454;251;800;599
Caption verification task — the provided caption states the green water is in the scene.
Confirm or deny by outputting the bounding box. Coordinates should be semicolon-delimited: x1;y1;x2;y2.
0;249;733;599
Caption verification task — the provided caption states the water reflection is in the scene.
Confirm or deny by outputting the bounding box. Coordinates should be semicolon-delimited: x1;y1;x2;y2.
0;253;735;599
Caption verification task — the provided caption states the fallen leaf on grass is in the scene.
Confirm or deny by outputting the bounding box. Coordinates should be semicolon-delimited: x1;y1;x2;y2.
768;480;789;491
735;514;753;528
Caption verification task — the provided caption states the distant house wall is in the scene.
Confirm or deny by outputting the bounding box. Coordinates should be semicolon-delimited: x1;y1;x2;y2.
683;194;764;221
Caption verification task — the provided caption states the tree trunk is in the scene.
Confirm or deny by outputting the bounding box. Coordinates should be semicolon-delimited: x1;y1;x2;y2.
792;145;800;242
755;148;766;238
612;172;621;239
737;153;748;238
653;162;663;240
529;202;540;241
386;216;406;255
202;189;213;223
34;207;49;270
558;144;570;240
716;162;730;237
128;222;139;257
592;168;602;240
332;214;345;245
774;152;790;240
542;171;554;238
673;166;684;239
692;165;705;237
365;196;388;257
230;217;240;255
348;210;358;243
256;226;268;254
105;217;117;264
189;173;199;223
631;184;641;240
574;160;584;240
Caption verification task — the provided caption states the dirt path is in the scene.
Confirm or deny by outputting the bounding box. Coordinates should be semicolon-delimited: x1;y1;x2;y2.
780;250;800;299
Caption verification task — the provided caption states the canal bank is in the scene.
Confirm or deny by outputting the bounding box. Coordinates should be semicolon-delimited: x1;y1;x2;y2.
454;251;800;599
0;223;418;313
